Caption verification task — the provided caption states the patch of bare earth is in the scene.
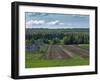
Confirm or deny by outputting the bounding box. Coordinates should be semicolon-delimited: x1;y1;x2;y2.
63;45;89;58
75;45;89;51
45;45;74;59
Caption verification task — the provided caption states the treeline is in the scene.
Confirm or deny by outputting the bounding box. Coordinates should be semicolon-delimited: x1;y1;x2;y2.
26;29;89;45
26;28;89;34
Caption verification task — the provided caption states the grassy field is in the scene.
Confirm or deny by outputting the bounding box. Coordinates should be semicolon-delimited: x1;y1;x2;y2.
25;44;89;68
25;55;89;68
78;44;89;49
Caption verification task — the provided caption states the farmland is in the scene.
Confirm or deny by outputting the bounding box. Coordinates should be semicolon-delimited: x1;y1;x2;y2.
25;28;89;68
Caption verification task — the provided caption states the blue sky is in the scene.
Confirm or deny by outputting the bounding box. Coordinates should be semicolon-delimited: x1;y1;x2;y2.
25;12;89;29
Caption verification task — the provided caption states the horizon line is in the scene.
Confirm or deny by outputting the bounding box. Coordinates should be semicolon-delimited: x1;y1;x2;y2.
25;28;89;29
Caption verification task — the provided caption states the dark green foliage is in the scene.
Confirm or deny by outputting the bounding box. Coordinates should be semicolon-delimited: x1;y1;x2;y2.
26;28;89;45
51;38;60;44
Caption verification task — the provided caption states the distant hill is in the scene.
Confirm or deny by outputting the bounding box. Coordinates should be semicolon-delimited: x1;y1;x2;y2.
26;28;89;34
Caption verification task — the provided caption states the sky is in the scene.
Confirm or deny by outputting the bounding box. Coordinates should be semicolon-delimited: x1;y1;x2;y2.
25;12;89;29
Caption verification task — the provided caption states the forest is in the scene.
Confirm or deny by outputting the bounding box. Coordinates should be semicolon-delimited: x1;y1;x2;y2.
26;28;89;46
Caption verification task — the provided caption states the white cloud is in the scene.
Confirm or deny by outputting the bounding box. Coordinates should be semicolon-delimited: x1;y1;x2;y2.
26;20;45;28
47;20;59;25
26;20;45;25
59;23;64;25
26;19;66;28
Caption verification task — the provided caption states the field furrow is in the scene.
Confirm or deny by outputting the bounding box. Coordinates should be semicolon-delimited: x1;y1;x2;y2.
46;45;75;59
63;45;89;58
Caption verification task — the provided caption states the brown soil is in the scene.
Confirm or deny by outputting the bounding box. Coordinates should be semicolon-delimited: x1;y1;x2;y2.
46;45;74;59
63;45;89;58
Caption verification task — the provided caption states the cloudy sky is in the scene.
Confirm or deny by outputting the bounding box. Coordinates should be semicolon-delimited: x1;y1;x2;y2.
25;12;89;29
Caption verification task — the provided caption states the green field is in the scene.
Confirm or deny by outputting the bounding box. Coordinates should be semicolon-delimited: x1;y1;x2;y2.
25;44;89;68
78;44;89;50
25;53;89;68
25;28;89;68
